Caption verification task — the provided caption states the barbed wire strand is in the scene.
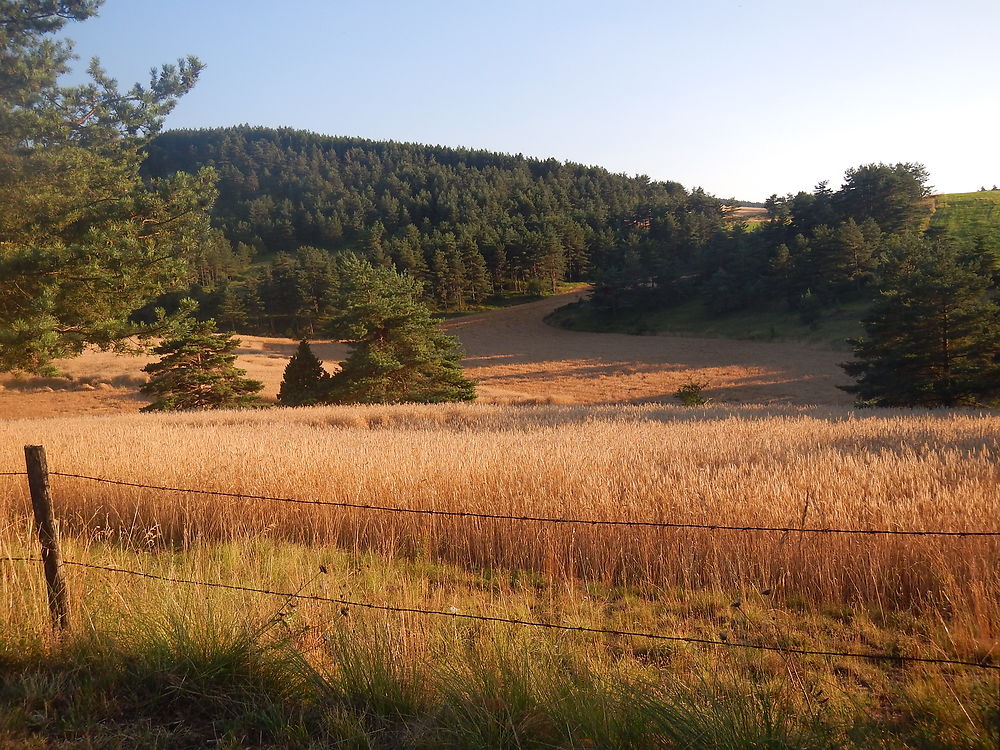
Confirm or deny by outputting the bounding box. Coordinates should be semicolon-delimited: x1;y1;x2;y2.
45;471;1000;538
0;556;982;671
0;472;27;477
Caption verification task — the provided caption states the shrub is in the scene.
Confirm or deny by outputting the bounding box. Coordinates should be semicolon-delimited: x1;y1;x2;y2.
674;380;710;406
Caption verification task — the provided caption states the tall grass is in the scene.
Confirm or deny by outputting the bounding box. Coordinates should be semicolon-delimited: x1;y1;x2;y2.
0;402;997;745
0;536;994;747
2;403;997;629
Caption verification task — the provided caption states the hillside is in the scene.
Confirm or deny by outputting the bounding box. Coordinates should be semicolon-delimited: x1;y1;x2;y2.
557;174;1000;349
140;127;726;334
929;190;1000;257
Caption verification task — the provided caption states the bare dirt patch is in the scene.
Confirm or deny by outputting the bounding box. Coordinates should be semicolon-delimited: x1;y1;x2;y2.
0;291;852;419
445;291;852;405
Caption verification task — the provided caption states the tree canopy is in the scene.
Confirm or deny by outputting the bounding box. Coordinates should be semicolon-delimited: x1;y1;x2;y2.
0;0;215;374
325;257;476;404
277;339;332;406
840;235;1000;407
139;126;726;335
140;321;263;411
582;162;937;321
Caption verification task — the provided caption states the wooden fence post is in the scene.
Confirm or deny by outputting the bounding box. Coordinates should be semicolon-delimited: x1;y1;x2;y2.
24;445;70;632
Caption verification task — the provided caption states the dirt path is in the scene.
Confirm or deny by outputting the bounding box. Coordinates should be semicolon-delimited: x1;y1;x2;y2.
0;292;853;419
445;291;853;405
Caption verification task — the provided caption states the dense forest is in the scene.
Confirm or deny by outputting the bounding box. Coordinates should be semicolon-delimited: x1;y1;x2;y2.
586;162;951;318
136;129;999;405
140;127;728;335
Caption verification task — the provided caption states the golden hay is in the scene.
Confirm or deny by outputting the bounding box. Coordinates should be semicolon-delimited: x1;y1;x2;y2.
2;402;997;645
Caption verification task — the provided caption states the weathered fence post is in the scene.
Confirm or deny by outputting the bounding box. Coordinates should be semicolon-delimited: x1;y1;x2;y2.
24;445;70;632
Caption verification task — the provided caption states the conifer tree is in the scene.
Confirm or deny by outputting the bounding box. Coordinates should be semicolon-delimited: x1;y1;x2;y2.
277;340;332;406
326;257;476;404
0;1;215;374
140;322;263;411
840;234;1000;407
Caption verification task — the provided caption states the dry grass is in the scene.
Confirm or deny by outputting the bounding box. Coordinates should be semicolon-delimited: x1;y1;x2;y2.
0;402;997;744
1;402;997;651
0;297;995;744
3;536;992;747
0;290;855;419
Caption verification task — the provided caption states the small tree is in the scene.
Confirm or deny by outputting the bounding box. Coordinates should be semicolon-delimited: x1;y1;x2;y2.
278;340;332;406
140;321;264;411
326;257;476;404
840;234;1000;407
674;379;710;406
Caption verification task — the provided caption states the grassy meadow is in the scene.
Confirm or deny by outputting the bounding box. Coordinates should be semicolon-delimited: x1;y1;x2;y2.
1;402;997;747
548;298;867;350
929;191;1000;258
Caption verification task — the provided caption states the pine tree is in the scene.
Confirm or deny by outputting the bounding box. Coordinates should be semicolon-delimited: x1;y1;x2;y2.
140;322;264;411
840;234;1000;407
216;282;248;332
326;257;476;404
277;340;332;406
0;1;214;374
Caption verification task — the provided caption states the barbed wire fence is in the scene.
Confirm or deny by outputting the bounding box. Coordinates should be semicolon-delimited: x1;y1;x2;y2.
2;446;998;672
39;470;1000;537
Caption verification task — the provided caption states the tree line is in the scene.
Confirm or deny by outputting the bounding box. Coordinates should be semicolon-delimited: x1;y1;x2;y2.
140;257;476;411
585;162;1000;406
588;163;935;318
139;127;728;335
2;2;995;408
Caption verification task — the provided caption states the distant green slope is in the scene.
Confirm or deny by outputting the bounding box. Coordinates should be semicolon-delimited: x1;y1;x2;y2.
550;192;1000;350
929;191;1000;257
547;298;865;350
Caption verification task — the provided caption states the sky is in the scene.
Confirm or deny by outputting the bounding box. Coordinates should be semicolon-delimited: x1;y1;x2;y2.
65;0;1000;201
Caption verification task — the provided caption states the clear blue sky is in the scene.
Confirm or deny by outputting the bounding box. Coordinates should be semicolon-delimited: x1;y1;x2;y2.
67;0;1000;201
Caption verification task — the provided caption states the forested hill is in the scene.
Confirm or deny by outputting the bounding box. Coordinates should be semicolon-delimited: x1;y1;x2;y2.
141;126;727;333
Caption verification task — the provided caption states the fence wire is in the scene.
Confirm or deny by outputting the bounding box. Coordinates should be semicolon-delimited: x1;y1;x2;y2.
0;556;991;671
4;466;998;671
43;471;1000;538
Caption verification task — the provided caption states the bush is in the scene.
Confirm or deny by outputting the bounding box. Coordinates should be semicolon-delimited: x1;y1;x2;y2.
674;380;710;406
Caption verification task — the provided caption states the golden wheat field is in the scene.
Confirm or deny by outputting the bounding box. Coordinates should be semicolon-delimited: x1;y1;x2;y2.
0;300;997;745
2;402;997;654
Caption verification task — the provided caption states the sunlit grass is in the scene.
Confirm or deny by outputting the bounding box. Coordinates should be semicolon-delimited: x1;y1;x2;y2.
930;191;1000;257
0;402;997;745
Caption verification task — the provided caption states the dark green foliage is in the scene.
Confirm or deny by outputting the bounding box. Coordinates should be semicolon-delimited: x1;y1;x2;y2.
277;340;332;406
140;322;263;411
251;246;341;336
326;257;476;404
840;235;1000;407
674;379;710;405
0;1;216;374
583;162;936;326
140;126;722;322
834;162;931;234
